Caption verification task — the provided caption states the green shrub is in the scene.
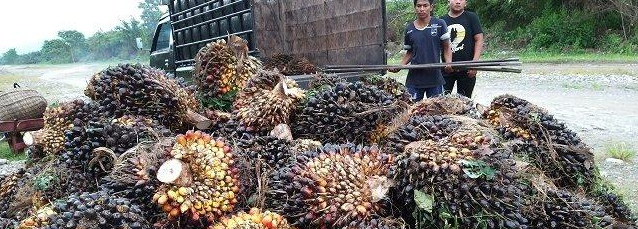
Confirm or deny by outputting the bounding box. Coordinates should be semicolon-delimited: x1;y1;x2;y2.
527;9;596;50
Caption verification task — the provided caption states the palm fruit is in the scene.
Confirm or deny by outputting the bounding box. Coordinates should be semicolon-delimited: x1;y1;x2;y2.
153;131;239;222
291;82;402;144
238;136;294;171
0;169;25;214
484;95;597;191
194;36;261;107
208;208;291;229
391;139;527;228
24;100;91;155
36;159;98;204
100;138;175;219
361;75;411;103
284;56;318;75
263;53;294;73
18;206;55;229
344;217;406;229
594;192;637;226
61;116;169;178
0;217;16;228
411;94;479;118
380;115;466;156
524;189;615;228
234;69;283;110
237;80;305;132
267;144;394;228
307;73;346;91
39;191;149;229
85;63;209;130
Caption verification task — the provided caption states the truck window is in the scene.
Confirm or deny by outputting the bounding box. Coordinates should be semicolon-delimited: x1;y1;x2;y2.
154;23;171;52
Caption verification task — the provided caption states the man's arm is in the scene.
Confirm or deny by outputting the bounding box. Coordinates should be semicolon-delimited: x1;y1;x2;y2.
473;33;484;61
389;51;413;73
442;41;453;73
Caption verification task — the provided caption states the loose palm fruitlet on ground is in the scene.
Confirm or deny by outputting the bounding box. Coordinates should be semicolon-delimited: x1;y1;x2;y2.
291;82;403;144
267;144;395;228
194;37;260;100
484;95;597;191
208;208;291;229
85;63;209;130
38;191;149;229
154;131;240;222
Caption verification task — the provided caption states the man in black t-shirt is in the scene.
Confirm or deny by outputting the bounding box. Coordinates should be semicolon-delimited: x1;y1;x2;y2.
441;0;484;98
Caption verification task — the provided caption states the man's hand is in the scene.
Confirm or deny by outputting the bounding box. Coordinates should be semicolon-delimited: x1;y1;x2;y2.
444;64;453;73
468;69;477;78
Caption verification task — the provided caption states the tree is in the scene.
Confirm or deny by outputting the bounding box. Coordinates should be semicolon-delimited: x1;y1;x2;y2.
58;30;89;62
1;48;19;64
41;39;72;63
139;0;163;46
116;18;146;59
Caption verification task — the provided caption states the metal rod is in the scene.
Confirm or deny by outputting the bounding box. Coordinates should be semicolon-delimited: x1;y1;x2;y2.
323;61;522;73
462;67;523;73
324;58;520;69
173;9;252;33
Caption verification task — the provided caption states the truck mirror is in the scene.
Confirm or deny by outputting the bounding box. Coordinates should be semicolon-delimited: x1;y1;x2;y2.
136;37;144;50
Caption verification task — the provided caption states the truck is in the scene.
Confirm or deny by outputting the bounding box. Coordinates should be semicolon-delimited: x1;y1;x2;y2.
149;0;388;87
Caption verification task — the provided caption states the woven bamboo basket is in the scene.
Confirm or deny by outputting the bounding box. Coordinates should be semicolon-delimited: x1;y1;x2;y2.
0;89;47;121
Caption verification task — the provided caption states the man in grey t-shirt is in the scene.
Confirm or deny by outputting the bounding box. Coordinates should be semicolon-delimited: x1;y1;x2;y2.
390;0;453;102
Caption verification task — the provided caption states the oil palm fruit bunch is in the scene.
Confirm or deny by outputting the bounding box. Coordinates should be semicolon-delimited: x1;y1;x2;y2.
284;56;318;75
343;217;406;229
361;75;411;103
61;116;168;177
237;80;306;132
24;100;89;155
524;189;613;228
208;208;291;229
391;140;527;228
412;94;478;118
194;37;261;101
39;191;148;229
209;115;262;141
307;73;346;91
153;131;240;222
234;69;290;110
0;217;16;228
100;138;175;219
237;136;294;171
267;144;394;228
485;95;597;191
263;53;294;73
0;169;25;213
291;82;400;144
380;115;465;156
594;192;637;226
18;206;55;229
85;63;209;130
36;160;98;204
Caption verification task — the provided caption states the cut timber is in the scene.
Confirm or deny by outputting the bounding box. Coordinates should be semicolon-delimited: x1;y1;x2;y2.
157;159;193;186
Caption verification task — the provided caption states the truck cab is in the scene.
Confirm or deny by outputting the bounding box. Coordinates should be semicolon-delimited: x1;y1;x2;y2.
150;14;177;75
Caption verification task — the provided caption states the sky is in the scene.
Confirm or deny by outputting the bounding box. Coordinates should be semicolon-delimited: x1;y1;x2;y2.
0;0;164;55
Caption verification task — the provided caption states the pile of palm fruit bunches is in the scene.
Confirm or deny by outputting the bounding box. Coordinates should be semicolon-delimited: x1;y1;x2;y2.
1;36;636;229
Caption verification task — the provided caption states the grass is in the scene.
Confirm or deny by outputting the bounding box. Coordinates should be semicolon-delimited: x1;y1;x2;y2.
484;50;638;63
0;141;27;161
605;142;637;162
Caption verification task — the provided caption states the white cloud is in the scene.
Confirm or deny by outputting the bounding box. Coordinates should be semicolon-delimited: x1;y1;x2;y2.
0;0;154;54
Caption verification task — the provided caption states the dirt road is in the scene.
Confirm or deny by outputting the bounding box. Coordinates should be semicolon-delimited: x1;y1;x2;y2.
1;62;637;211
